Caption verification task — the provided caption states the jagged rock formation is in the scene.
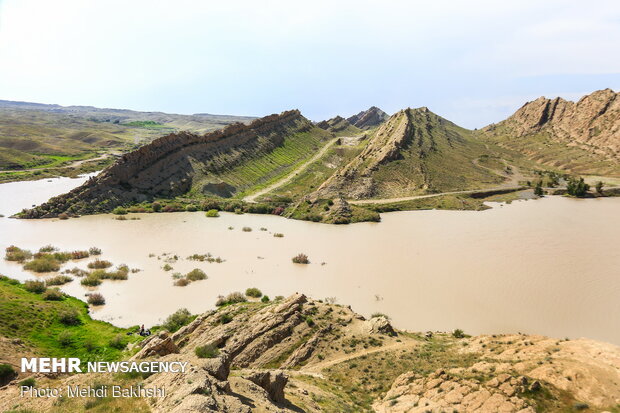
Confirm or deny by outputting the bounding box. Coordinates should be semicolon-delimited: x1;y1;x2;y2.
19;110;322;217
482;88;620;175
316;115;362;135
347;106;389;129
315;107;502;199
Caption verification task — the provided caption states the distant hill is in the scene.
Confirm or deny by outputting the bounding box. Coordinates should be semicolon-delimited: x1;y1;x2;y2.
347;106;389;129
316;115;362;136
480;89;620;176
0;99;255;170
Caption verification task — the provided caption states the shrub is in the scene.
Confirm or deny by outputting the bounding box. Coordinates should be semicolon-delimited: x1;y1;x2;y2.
87;293;105;305
292;253;310;264
112;207;127;215
88;247;102;255
45;275;73;286
88;259;112;269
58;213;69;220
273;233;284;238
5;246;32;262
109;334;126;350
566;177;590;197
24;257;60;272
215;292;247;306
186;204;198;212
58;331;73;346
81;275;102;287
42;288;64;301
452;329;466;339
58;309;81;326
371;312;390;320
23;280;46;294
245;287;262;298
67;267;88;277
195;344;220;359
71;250;89;259
261;295;270;303
174;278;190;287
39;245;58;253
151;202;162;212
205;209;219;217
162;308;193;332
19;377;36;388
242;226;252;232
162;263;173;271
595;181;604;194
305;317;315;327
186;269;207;281
0;363;16;384
219;313;233;324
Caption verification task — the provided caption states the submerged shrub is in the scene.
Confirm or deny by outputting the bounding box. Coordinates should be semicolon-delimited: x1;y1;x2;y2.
215;292;247;306
205;209;220;218
242;227;252;232
71;250;90;259
245;287;262;298
112;207;128;215
173;278;190;287
292;253;310;264
24;280;46;294
195;344;219;359
162;308;193;332
24;257;60;272
42;288;64;301
4;246;32;262
39;245;58;253
87;259;112;269
45;275;73;286
87;293;105;305
81;275;102;287
88;247;102;256
186;269;207;281
273;233;284;238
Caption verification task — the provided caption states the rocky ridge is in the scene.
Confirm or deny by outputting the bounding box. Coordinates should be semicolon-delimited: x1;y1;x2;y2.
347;106;390;129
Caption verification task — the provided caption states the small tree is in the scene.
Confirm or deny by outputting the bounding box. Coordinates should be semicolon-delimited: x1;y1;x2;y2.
534;182;544;196
595;181;604;195
567;177;590;197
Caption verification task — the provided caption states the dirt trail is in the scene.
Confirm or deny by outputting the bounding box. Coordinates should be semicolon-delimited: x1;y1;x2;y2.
243;138;339;203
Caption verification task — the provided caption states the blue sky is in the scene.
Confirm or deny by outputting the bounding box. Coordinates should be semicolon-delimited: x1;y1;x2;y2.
1;0;619;128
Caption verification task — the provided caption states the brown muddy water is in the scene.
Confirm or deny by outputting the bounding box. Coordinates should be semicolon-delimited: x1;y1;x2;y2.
0;176;619;344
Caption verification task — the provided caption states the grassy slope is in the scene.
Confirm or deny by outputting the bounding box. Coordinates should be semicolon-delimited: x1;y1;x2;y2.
479;126;620;177
0;275;139;362
189;128;334;198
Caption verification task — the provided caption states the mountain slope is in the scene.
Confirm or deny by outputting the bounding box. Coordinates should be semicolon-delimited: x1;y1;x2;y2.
20;110;331;217
347;106;389;129
0;99;255;170
481;88;620;176
314;107;504;199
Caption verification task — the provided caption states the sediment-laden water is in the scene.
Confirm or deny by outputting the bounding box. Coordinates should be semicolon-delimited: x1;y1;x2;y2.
1;176;619;344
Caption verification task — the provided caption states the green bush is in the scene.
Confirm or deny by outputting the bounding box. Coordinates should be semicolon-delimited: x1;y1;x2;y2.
0;363;16;384
151;202;162;212
219;313;233;324
273;233;284;238
162;308;194;332
186;204;198;212
4;246;32;262
452;329;466;338
195;344;219;359
371;312;390;320
87;259;112;269
88;247;102;255
87;293;105;306
245;287;262;298
58;309;81;326
112;207;127;215
58;331;73;346
186;269;207;281
45;275;73;286
242;226;252;232
261;295;270;303
81;275;102;287
19;377;36;388
24;257;60;272
39;245;58;253
42;288;64;301
23;280;46;294
109;334;126;350
215;292;247;306
205;209;220;218
162;263;173;271
305;317;315;327
174;278;189;287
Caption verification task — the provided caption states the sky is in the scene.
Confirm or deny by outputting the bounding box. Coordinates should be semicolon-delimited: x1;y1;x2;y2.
0;0;619;128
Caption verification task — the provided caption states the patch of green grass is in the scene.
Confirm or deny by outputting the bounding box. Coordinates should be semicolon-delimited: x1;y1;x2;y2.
0;275;141;361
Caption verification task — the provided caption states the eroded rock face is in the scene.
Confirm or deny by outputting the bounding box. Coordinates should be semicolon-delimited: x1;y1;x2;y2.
373;369;536;413
347;106;389;129
493;88;619;159
132;331;179;359
244;370;289;403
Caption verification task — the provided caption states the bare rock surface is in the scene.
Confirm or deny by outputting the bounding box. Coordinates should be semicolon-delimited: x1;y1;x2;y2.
132;331;179;359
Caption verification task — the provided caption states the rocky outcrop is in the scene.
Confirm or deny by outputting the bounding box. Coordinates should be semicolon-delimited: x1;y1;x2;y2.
374;369;536;413
281;325;332;368
244;370;289;403
316;116;358;134
364;316;396;336
488;89;620;159
347;106;389;129
131;331;179;359
20;110;312;217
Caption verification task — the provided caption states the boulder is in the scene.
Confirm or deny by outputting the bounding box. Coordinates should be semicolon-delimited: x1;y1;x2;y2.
244;370;288;403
